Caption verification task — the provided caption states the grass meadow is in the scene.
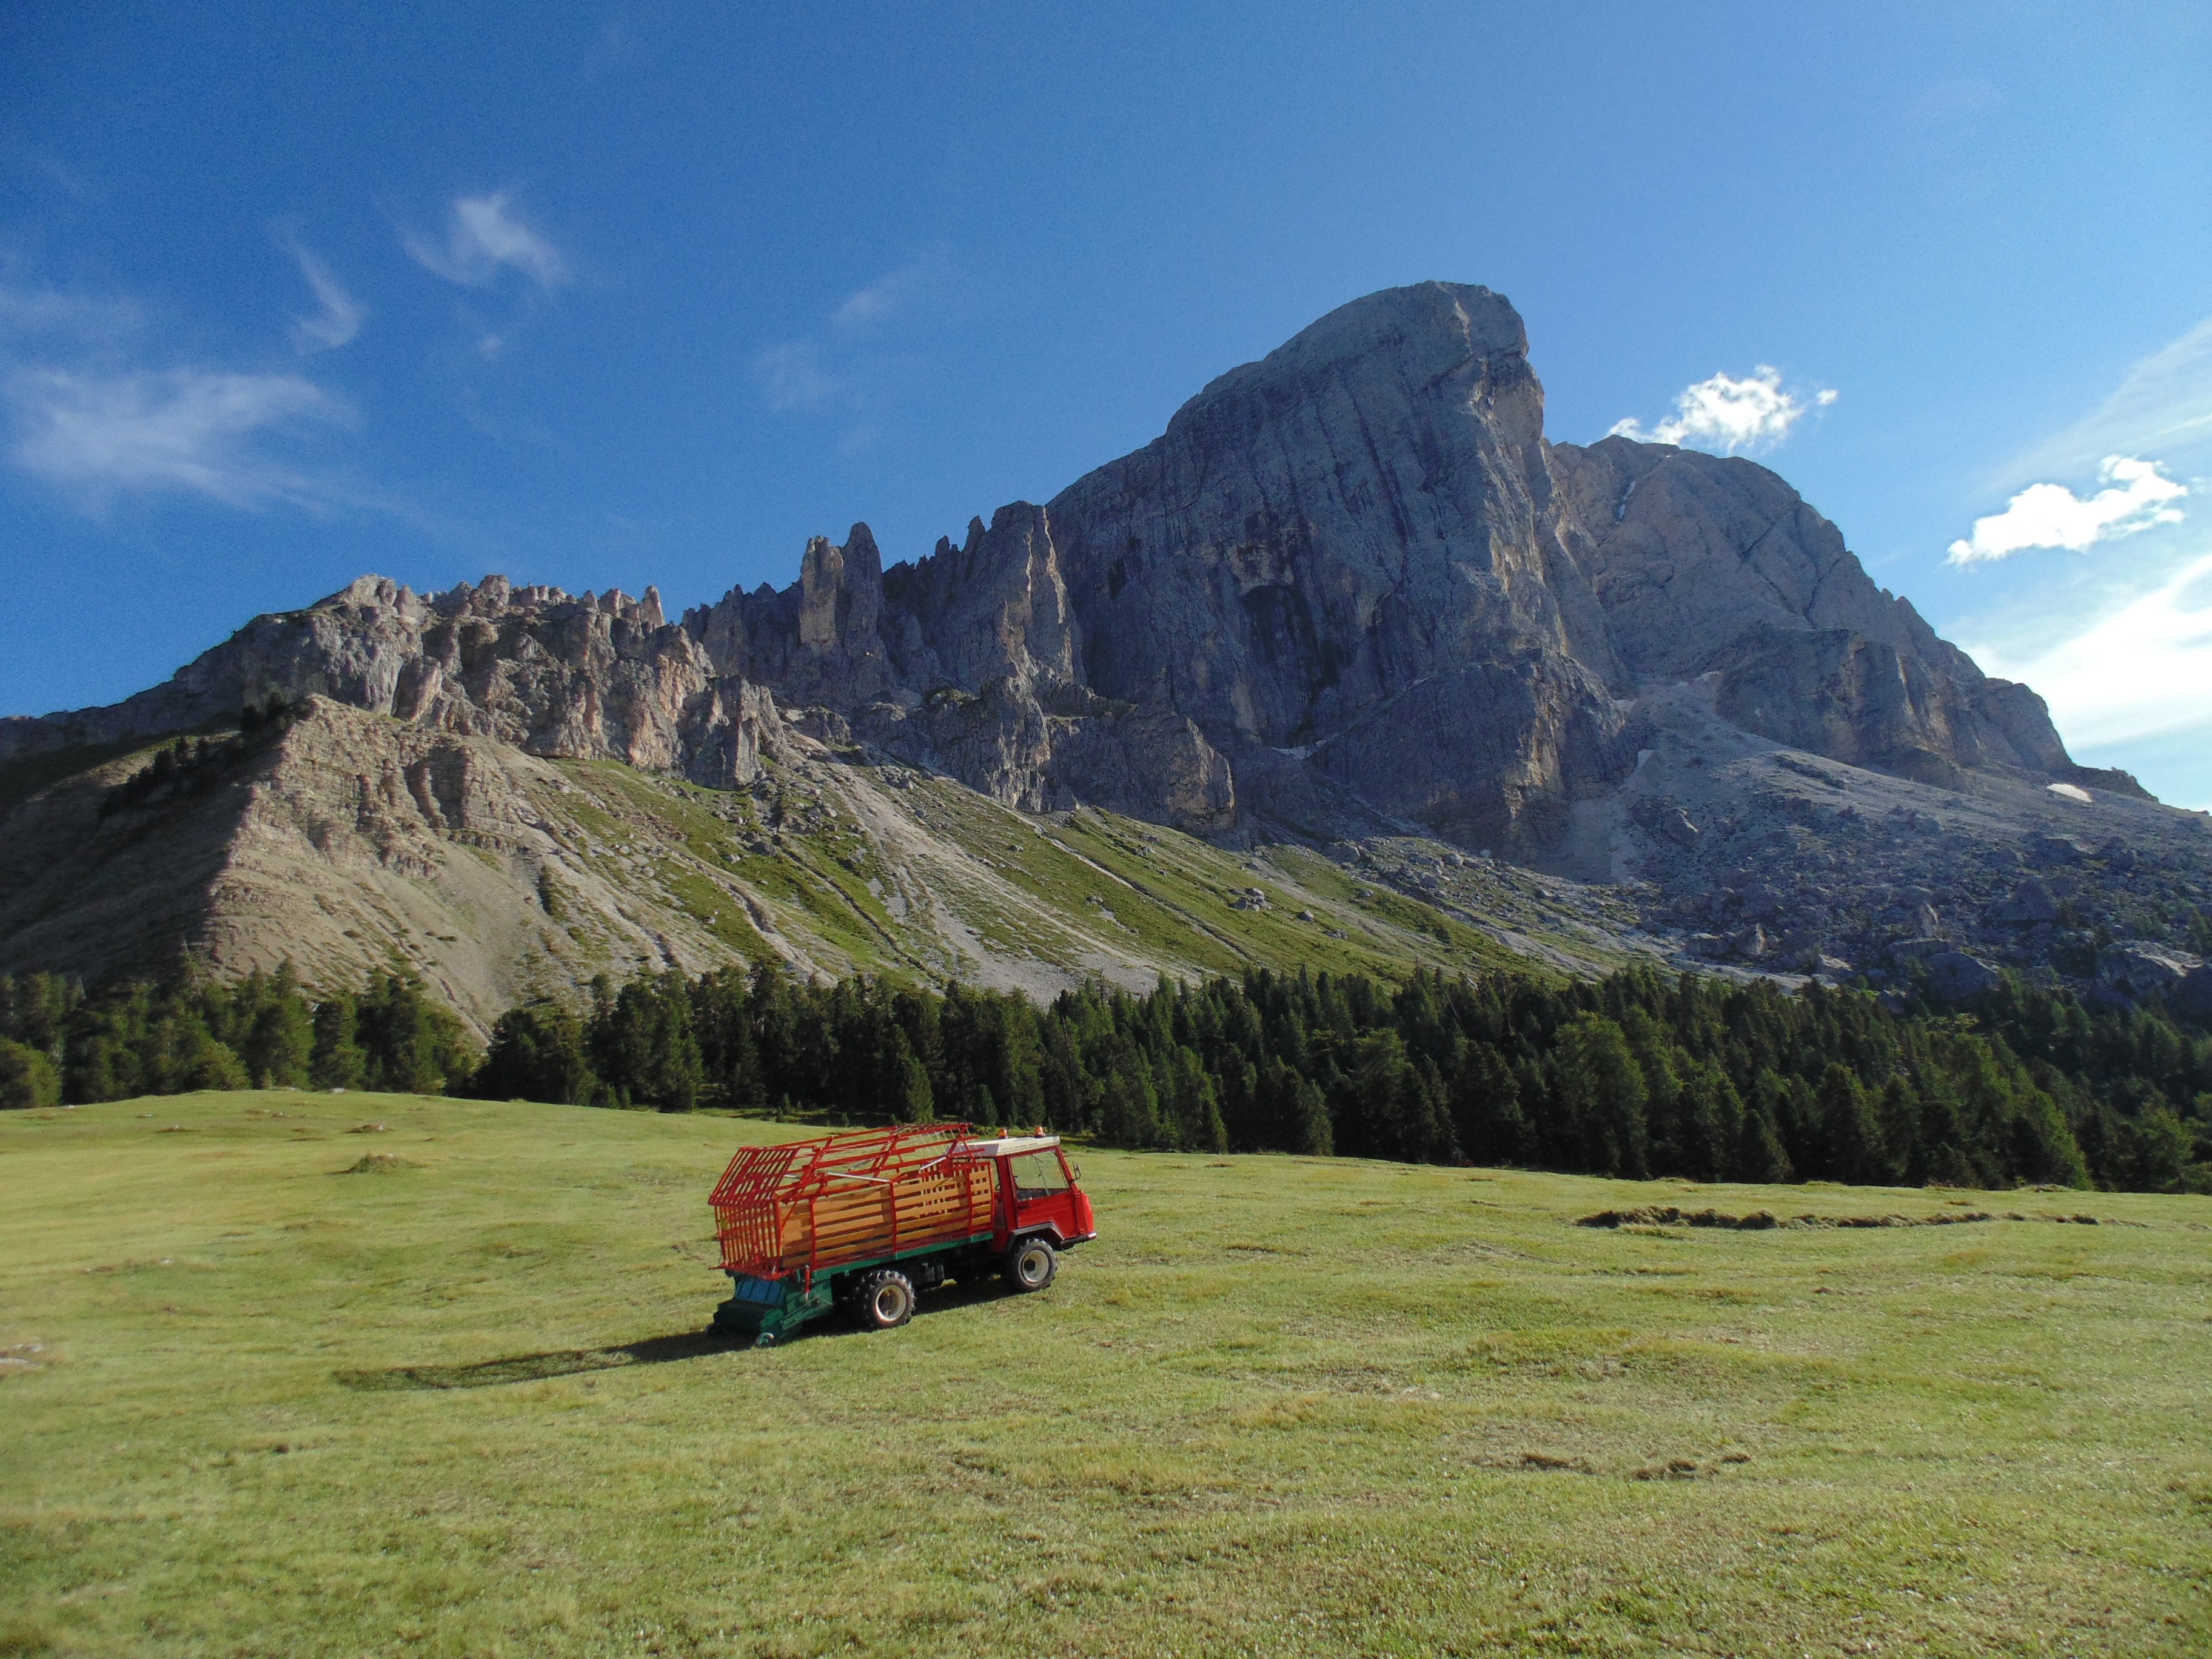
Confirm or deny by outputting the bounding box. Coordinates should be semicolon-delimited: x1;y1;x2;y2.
3;1092;2208;1656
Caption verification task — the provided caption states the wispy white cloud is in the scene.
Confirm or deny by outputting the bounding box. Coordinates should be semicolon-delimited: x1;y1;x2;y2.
1970;547;2212;751
1947;455;2188;565
7;366;352;509
1609;366;1835;455
0;278;381;514
284;244;366;353
2013;315;2212;481
753;339;842;412
403;193;567;290
0;285;141;343
754;248;957;421
830;247;953;340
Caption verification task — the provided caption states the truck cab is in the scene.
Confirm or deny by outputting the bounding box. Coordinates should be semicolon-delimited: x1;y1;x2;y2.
954;1134;1098;1253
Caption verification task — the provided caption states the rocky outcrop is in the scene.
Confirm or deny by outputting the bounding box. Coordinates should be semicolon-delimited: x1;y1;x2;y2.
18;280;2212;1023
731;524;894;705
822;287;2127;836
0;575;790;791
1;693;1527;1019
883;504;1080;697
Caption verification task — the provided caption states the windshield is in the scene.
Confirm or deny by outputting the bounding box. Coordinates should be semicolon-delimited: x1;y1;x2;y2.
1008;1149;1070;1200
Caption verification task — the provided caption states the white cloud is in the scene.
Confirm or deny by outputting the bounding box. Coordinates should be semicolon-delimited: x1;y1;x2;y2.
1610;366;1835;455
1969;548;2212;750
754;249;957;420
1948;313;2212;803
0;278;412;520
1946;455;2187;565
830;247;952;340
7;365;351;508
753;339;841;412
285;244;365;353
403;193;567;289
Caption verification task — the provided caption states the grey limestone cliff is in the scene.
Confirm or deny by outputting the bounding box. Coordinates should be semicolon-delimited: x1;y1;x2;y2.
1040;282;1631;848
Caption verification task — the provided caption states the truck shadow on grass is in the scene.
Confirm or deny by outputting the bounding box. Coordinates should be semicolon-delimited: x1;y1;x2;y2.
332;1278;1025;1392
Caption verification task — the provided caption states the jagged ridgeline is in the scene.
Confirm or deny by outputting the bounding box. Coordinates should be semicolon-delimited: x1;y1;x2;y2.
2;281;2209;1020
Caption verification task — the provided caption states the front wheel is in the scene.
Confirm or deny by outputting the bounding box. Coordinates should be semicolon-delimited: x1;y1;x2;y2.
850;1269;916;1331
1002;1236;1058;1293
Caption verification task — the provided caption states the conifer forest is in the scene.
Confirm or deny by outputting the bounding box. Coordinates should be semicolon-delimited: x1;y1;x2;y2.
4;960;2207;1195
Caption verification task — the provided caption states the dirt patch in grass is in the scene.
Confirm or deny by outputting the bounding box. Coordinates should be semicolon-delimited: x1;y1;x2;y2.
1579;1204;1999;1231
1474;1448;1754;1481
1508;1451;1598;1473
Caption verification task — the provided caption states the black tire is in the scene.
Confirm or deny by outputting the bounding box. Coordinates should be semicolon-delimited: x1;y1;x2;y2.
1002;1235;1059;1293
851;1269;916;1331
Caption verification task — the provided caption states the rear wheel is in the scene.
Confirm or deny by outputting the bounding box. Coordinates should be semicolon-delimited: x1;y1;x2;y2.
851;1269;916;1331
1002;1236;1058;1293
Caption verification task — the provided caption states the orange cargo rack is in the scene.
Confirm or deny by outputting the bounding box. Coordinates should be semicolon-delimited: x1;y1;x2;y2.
708;1122;992;1285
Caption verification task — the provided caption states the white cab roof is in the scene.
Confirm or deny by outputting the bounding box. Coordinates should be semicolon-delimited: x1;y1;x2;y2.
953;1135;1062;1157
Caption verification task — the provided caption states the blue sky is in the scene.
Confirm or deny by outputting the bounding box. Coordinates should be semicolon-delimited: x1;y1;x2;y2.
4;2;2210;803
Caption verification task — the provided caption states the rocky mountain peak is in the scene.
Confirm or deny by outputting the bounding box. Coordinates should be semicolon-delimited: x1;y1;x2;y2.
0;280;2148;849
1175;281;1539;447
8;280;2208;1020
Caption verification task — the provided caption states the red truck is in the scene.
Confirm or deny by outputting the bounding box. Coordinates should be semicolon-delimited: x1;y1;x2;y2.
708;1123;1096;1344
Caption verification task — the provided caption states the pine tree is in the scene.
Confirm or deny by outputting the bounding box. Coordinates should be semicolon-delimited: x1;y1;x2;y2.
239;964;313;1088
475;1004;598;1104
310;996;366;1090
1675;1061;1743;1183
1164;1045;1226;1151
1553;1014;1650;1178
1096;1056;1162;1148
0;1040;62;1108
1817;1063;1892;1185
1287;1070;1333;1156
1731;1076;1794;1183
1451;1042;1529;1166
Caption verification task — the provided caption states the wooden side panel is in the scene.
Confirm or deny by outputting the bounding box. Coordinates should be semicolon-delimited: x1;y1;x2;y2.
776;1161;997;1275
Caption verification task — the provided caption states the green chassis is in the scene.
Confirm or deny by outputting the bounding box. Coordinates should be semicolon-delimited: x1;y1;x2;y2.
712;1230;1001;1344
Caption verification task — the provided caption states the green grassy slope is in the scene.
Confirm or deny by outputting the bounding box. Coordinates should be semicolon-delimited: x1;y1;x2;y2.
565;752;1558;991
4;1093;2209;1657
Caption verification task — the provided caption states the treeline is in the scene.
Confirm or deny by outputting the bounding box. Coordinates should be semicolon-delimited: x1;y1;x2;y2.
0;965;473;1107
5;961;2210;1194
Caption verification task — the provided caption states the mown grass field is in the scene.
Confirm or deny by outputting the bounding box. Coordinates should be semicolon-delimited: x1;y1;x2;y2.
3;1093;2208;1657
